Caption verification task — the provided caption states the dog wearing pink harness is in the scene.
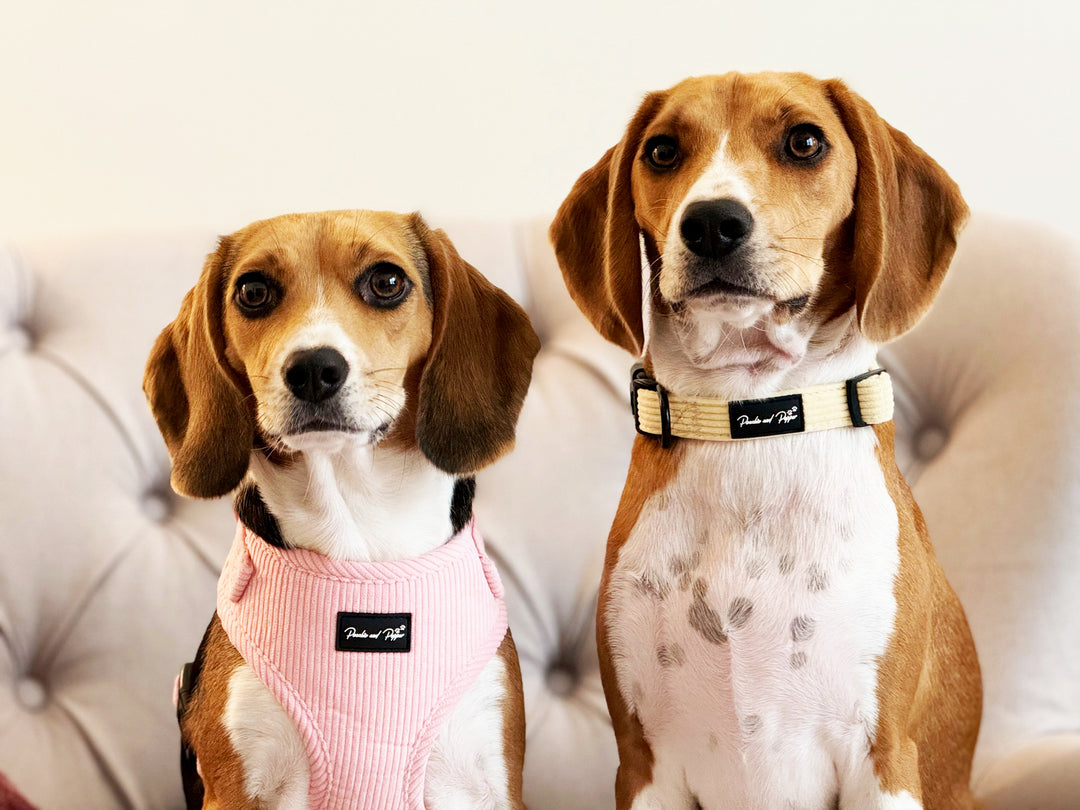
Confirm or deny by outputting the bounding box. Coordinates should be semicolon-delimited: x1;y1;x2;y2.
145;211;538;809
218;520;509;809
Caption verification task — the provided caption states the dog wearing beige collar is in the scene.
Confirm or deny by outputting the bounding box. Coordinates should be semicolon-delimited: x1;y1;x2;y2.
551;73;981;809
144;210;538;809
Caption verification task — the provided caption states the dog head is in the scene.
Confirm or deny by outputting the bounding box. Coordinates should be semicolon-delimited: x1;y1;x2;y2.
551;72;968;392
144;210;540;498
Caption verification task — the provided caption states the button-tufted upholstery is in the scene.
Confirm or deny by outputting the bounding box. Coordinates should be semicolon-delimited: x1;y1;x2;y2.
1;214;1078;808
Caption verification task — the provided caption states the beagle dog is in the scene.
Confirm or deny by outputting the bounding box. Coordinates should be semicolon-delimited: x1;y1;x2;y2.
550;73;981;809
144;210;539;809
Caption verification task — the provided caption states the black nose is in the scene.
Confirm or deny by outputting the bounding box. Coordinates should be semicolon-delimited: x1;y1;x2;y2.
284;347;349;403
680;199;754;259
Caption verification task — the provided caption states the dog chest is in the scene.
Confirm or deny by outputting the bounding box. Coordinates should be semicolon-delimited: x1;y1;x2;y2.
605;430;902;806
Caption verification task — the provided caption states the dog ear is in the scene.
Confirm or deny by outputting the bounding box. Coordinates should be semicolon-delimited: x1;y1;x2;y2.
412;216;541;474
549;91;667;356
826;79;969;344
143;237;255;498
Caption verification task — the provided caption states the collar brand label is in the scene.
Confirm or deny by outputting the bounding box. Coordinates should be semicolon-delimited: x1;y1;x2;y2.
729;394;805;439
336;612;412;653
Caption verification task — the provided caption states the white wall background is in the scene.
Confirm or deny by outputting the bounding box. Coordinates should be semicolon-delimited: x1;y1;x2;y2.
1;0;1076;240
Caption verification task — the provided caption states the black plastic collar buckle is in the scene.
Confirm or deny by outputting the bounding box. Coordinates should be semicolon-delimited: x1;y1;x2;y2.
630;363;674;448
846;367;886;428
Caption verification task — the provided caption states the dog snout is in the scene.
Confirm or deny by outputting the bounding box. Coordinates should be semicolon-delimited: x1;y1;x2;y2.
680;199;754;260
284;347;349;404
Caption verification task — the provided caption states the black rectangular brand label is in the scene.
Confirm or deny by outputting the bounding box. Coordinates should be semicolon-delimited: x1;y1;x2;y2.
728;394;805;439
336;612;412;653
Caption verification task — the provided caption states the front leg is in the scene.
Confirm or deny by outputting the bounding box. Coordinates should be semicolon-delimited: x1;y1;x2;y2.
837;728;923;810
598;573;696;810
185;615;309;810
424;631;526;809
597;565;654;809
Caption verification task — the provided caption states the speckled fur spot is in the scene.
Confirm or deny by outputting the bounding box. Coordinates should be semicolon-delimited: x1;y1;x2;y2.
791;615;816;642
727;597;754;629
669;550;701;577
657;643;687;668
778;554;795;575
747;556;768;579
807;564;829;593
634;571;670;601
791;651;808;669
689;579;728;645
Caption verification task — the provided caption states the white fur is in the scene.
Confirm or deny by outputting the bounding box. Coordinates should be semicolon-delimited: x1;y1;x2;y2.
248;441;456;562
223;665;309;808
659;138;755;304
254;294;407;444
221;304;517;807
610;128;921;802
424;654;513;809
609;415;902;808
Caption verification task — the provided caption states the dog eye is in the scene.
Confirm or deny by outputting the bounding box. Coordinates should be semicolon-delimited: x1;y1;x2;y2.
644;135;680;170
784;124;827;162
356;263;412;309
234;273;279;317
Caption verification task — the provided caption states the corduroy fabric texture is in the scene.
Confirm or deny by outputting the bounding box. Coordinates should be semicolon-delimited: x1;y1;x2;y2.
217;520;508;809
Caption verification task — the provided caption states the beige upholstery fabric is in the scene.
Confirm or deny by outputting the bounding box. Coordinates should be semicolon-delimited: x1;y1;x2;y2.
0;214;1077;808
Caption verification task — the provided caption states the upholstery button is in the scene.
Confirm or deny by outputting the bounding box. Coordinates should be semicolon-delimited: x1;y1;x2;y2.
914;425;949;461
15;677;48;712
142;491;173;523
545;664;578;698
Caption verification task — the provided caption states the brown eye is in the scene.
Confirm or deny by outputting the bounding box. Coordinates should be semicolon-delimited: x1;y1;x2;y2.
644;135;680;170
234;273;279;316
784;124;827;162
356;263;412;309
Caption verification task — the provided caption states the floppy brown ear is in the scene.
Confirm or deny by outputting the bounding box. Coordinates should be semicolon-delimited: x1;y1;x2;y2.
549;91;667;356
412;217;541;474
143;238;254;498
826;79;970;343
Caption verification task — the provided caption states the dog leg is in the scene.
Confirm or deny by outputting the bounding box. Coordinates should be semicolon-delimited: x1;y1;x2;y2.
424;638;523;809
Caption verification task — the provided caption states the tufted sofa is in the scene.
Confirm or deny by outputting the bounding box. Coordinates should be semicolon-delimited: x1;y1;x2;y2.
2;213;1079;809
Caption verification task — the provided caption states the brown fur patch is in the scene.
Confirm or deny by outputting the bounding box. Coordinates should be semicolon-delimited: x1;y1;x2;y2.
871;423;981;807
497;631;527;808
144;237;255;499
181;615;258;809
410;217;541;474
549;92;668;355
824;83;969;343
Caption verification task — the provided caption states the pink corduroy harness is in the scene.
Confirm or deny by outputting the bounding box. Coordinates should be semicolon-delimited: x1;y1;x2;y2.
216;518;508;810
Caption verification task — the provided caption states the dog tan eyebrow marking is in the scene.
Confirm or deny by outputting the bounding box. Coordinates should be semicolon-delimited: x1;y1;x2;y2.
232;250;283;278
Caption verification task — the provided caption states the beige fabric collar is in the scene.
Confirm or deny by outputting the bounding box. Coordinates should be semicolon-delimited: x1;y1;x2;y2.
630;365;894;447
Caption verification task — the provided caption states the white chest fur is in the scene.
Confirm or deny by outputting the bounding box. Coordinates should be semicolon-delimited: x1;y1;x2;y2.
608;428;902;809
